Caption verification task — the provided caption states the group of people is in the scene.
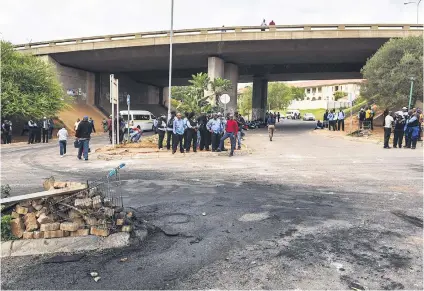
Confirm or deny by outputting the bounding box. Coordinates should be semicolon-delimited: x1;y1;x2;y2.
265;112;281;123
1;120;13;144
26;117;55;144
155;111;246;157
315;109;346;131
383;107;422;150
358;106;376;130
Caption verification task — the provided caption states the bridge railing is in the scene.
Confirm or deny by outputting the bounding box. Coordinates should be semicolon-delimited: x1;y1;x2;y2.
14;24;423;50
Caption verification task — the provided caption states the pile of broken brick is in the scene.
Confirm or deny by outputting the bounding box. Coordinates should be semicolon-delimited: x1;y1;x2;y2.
9;181;134;240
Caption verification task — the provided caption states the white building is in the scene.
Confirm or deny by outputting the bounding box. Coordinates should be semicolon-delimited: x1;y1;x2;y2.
286;79;365;110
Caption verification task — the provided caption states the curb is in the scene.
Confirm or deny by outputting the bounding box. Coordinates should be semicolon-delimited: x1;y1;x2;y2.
1;233;130;257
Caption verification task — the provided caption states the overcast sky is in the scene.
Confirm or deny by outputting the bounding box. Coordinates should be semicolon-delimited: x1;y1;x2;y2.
0;0;421;44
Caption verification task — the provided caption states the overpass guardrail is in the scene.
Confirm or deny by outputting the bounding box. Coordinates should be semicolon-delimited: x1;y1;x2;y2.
14;24;423;50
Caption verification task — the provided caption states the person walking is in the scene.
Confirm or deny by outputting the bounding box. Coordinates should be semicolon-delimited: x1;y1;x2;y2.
27;119;36;144
337;109;345;131
89;117;96;133
207;113;223;152
172;112;185;154
166;111;176;150
393;113;405;148
383;111;394;149
277;112;281;123
267;113;276;141
75;116;92;160
57;126;68;157
358;108;366;129
42;117;50;143
156;115;167;150
217;114;238;157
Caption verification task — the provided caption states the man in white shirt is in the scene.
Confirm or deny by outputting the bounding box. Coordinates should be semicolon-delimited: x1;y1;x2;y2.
337;110;345;131
57;127;68;157
384;111;394;149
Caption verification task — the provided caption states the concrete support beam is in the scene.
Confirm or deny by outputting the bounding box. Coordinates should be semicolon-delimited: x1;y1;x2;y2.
159;87;164;106
252;77;268;120
207;56;224;104
224;63;239;114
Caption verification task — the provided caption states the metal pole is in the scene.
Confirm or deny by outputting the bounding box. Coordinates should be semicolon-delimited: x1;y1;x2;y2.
127;95;130;142
167;0;174;121
116;79;120;145
110;74;115;148
417;0;422;24
350;94;353;134
408;79;414;110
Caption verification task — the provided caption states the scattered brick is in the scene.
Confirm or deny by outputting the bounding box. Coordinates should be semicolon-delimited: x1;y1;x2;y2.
60;222;79;232
35;207;48;218
37;213;54;224
90;226;110;237
121;225;132;232
33;231;44;239
70;229;90;237
22;231;34;239
44;230;66;239
24;213;39;231
11;212;20;219
72;217;85;229
11;217;25;238
92;196;103;209
31;201;43;211
40;222;60;232
15;205;28;215
84;216;97;226
74;198;92;208
116;219;124;226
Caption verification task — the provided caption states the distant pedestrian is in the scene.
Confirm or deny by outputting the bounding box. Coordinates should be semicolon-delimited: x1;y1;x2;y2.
27;119;36;144
172;112;185;154
358;108;366;129
166;111;176;150
267;113;276;141
156;115;167;150
1;120;12;144
75;116;92;161
405;110;420;149
393;113;405;148
42;117;50;143
57;126;68;157
337;109;345;131
383;111;394;149
269;20;275;25
277;112;281;123
261;19;267;31
89;117;96;133
207;113;224;152
323;110;329;128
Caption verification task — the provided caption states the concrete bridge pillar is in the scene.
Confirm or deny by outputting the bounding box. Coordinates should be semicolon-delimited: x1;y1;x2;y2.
224;63;238;115
252;76;268;120
207;57;225;104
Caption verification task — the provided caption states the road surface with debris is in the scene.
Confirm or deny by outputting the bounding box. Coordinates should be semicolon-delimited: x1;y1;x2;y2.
1;120;422;290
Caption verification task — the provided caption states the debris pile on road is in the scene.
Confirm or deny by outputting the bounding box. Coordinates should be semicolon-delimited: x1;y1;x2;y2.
8;177;134;240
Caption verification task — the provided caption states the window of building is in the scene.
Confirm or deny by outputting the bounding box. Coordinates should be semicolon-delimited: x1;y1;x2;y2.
312;97;316;101
334;86;339;91
306;97;310;100
318;87;322;93
318;96;322;100
312;88;316;94
306;88;311;94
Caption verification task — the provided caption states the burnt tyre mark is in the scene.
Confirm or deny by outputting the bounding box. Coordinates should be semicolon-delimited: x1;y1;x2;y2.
391;211;423;228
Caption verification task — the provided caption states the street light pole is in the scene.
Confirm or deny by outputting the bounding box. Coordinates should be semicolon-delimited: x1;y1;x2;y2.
404;0;422;23
408;77;415;110
167;0;174;121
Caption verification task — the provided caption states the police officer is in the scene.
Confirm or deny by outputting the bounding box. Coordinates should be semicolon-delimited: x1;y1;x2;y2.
166;111;176;150
156;115;167;150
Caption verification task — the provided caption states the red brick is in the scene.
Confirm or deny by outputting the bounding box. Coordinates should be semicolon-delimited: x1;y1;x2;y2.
15;205;28;215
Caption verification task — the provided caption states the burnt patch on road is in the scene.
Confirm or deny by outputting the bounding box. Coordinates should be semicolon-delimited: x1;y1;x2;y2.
391;211;423;228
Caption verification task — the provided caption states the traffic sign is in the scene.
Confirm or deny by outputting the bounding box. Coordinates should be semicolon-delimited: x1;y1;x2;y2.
220;94;230;104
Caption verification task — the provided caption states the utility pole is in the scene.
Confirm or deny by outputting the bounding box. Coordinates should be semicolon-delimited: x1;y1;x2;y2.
408;77;415;110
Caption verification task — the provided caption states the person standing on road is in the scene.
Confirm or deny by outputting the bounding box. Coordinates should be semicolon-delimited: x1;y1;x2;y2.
261;19;267;31
207;113;223;152
57;126;68;157
185;112;198;153
323;110;329;128
89;117;96;133
75;116;92;161
393;113;405;148
172;112;185;154
166;111;176;150
27;119;36;144
198;113;210;151
217;114;238;157
358;108;366;130
383;111;394;149
337;109;345;131
1;120;12;144
235;112;245;150
42;117;50;143
405;110;420;149
156;115;167;150
267;113;276;141
277;112;281;123
327;110;334;131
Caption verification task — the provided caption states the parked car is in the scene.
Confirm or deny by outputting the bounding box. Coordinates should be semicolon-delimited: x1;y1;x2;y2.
119;110;156;131
303;113;316;121
286;110;300;119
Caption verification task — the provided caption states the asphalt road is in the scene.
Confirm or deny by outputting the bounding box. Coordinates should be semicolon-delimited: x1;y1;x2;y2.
1;120;423;290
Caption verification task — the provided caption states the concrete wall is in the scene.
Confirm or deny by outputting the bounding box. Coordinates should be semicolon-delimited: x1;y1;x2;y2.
39;56;95;105
97;73;160;115
303;83;361;101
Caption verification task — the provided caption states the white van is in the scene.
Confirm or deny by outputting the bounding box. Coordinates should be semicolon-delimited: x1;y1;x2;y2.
119;110;156;131
286;110;300;119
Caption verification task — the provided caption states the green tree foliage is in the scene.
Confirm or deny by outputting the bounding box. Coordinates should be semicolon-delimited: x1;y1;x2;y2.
237;86;253;116
334;91;348;101
267;82;303;110
361;36;423;108
1;41;68;119
171;73;232;114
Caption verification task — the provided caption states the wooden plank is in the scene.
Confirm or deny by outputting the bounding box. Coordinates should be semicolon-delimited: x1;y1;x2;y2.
0;183;87;205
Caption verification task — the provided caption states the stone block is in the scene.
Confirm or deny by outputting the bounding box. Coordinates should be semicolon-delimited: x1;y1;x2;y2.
22;231;34;239
24;213;39;231
15;205;28;215
53;181;68;189
44;230;66;239
75;198;92;208
33;231;44;239
35;207;48;218
40;222;60;232
37;213;53;224
10;218;25;238
126;212;133;219
90;226;110;237
11;212;20;219
84;216;97;226
60;222;79;232
19;200;32;207
31;201;43;211
43;176;55;190
68;209;82;219
70;229;90;237
121;225;132;232
72;217;85;229
116;219;124;226
103;207;114;217
92;195;102;209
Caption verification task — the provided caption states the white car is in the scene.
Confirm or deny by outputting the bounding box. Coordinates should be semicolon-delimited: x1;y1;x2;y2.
303;113;316;121
286;110;300;119
120;110;156;131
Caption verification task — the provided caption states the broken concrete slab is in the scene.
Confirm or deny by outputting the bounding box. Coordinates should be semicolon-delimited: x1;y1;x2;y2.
1;232;130;257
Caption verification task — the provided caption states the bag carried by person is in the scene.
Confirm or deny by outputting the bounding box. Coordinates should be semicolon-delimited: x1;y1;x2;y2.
74;139;81;148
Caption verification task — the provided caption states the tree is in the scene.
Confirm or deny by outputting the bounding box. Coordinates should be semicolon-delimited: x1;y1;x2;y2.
237;86;252;116
361;36;423;108
1;41;69;119
334;91;348;101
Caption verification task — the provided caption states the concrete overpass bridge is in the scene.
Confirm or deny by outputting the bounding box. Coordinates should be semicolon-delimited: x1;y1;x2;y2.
15;24;423;116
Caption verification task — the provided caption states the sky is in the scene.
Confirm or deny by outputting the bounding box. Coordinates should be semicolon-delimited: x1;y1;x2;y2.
0;0;421;44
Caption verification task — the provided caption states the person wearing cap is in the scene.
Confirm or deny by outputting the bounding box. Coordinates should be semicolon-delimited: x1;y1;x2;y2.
156;115;167;150
197;113;210;151
42;116;50;143
383;111;394;149
185;112;198;152
207;113;223;152
393;113;405;148
75;116;92;160
358;108;366;129
166;111;176;150
217;114;238;156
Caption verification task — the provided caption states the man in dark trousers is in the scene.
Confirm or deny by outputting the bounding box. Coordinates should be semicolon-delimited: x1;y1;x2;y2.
337;109;345;131
166;111;176;150
217;114;238;157
75;116;92;160
197;113;210;151
35;120;42;143
393;113;405;148
383;111;394;149
185;112;198;153
156;115;167;150
27;119;36;144
42;117;50;143
172;112;185;154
